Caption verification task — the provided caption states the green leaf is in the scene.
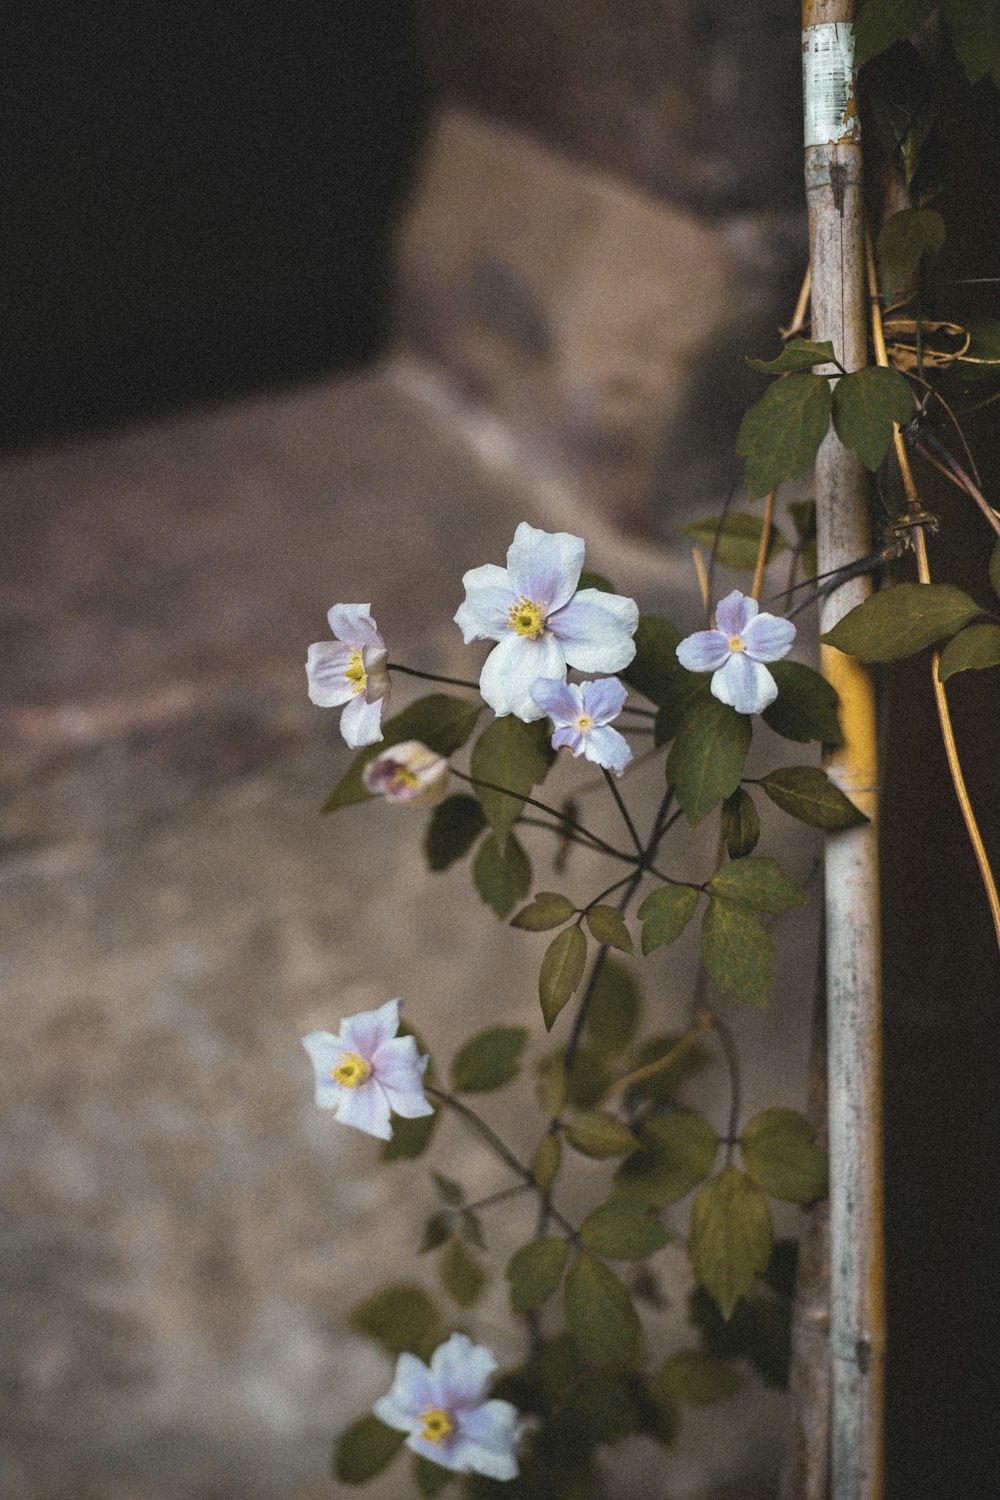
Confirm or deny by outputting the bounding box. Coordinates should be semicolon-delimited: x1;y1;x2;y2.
580;1197;669;1260
620;615;683;704
666;700;752;827
381;1108;439;1162
937;623;1000;681
419;1212;455;1254
637;883;700;955
432;1171;464;1206
709;856;808;915
507;1237;570;1312
425;795;488;871
473;831;532;919
960;319;1000;381
762;660;844;746
679;512;787;571
649;1350;742;1406
450;1025;528;1093
564;1253;645;1368
322;695;481;813
831;366;914;471
653;672;714;745
688;1167;773;1320
349;1283;441;1358
470;716;554;851
941;0;1000;86
822;583;986;662
690;1284;792;1389
567;1110;641;1159
720;788;760;859
788;498;818;578
511;891;577;930
744;338;836;374
876;207;946;298
614;1110;719;1207
586;905;634;952
584;956;643;1052
536;1059;568;1119
557;1042;615;1110
440;1235;488;1308
564;1376;643;1446
624;1032;714;1107
700;898;773;1007
539;926;587;1030
333;1415;407;1483
736;375;832;501
414;1454;454;1496
867;42;936;189
760;765;867;830
578;569;617;594
741;1108;829;1204
531;1131;562;1193
854;0;936;66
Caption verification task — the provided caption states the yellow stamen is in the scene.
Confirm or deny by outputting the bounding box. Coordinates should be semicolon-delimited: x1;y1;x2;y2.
419;1407;454;1446
331;1050;372;1088
575;714;594;733
506;597;546;640
345;648;367;695
390;766;422;791
728;635;746;653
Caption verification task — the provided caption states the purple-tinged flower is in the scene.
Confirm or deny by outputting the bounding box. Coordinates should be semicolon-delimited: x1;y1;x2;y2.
676;590;796;715
362;740;450;806
301;998;433;1141
530;676;633;775
455;522;638;722
306;604;390;748
373;1332;524;1480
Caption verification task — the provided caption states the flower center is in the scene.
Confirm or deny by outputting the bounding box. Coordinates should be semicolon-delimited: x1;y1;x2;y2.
331;1050;372;1088
506;597;546;640
418;1407;454;1446
345;648;367;695
574;714;594;733
727;635;746;653
390;766;422;792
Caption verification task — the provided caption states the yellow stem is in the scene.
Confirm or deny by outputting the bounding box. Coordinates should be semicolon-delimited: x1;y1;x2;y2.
781;262;813;340
601;1009;713;1104
751;491;776;602
692;546;711;618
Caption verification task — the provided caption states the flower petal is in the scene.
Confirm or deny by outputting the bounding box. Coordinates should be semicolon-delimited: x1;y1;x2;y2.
529;676;582;724
430;1333;497;1408
456;1399;523;1480
579;675;627;725
362;647;390;704
340;692;384;748
715;590;758;638
551;724;585;754
340;998;402;1058
548;589;639;673
301;1031;346;1108
711;653;778;714
505;522;585;612
305;642;357;707
479;630;567;720
374;1352;437;1427
740;611;796;663
372;1037;434;1117
454;564;515;644
326;603;384;650
335;1081;393;1139
676;629;732;673
582;724;633;775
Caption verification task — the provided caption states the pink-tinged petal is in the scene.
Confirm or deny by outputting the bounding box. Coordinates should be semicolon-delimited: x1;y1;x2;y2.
529;676;582;724
580;675;627;724
340;692;384;749
505;522;585;612
301;1031;346;1108
479;630;566;720
362;647;390;704
374;1353;437;1426
339;998;401;1058
676;629;732;673
549;589;639;673
711;653;778;714
740;611;796;663
715;590;758;638
430;1334;497;1408
306;642;357;707
326;603;384;650
551;724;585;754
372;1038;434;1117
335;1081;393;1138
454;564;515;644
456;1400;523;1479
583;724;633;775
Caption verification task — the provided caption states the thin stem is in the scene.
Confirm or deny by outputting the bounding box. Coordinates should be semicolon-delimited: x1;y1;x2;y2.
465;1183;533;1215
710;1012;742;1166
602;769;644;857
601;1008;713;1103
518;815;613;856
451;770;637;865
780;261;813;340
581;873;636;914
751;490;776;602
386;661;482;692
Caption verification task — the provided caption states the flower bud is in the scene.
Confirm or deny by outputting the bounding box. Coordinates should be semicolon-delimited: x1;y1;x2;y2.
362;740;450;805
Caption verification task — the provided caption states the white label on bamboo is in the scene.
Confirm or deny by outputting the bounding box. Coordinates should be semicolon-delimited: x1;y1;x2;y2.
802;22;859;146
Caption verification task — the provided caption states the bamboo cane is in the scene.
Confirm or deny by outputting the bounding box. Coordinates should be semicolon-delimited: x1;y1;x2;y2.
801;5;886;1497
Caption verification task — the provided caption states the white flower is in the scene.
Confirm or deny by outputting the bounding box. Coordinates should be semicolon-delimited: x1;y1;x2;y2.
455;522;638;722
373;1332;524;1480
306;603;390;748
530;676;633;775
676;590;796;715
362;740;450;805
301;998;434;1141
